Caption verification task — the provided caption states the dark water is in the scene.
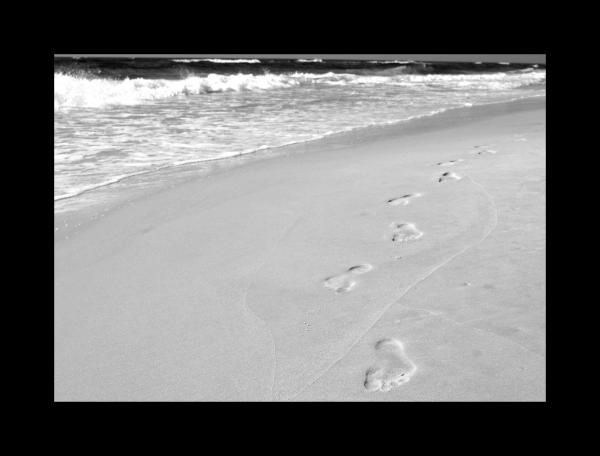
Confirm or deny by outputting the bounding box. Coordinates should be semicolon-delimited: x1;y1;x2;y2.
55;57;542;80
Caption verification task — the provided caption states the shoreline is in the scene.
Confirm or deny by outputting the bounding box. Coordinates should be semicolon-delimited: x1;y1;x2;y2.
55;97;545;401
54;96;543;204
55;96;544;240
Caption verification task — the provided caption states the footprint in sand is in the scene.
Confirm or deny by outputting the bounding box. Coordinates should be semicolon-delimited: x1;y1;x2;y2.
470;144;497;155
324;264;373;293
389;222;423;243
364;338;417;392
438;171;461;183
386;192;422;206
436;159;463;166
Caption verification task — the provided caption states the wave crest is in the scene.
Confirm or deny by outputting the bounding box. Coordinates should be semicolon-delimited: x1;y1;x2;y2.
54;70;545;109
54;72;305;109
172;58;261;63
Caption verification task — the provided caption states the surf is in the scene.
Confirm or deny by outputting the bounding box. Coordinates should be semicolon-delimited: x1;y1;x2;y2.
55;70;546;110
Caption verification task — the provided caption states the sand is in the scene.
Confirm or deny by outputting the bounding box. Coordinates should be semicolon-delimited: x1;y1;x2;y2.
54;98;546;401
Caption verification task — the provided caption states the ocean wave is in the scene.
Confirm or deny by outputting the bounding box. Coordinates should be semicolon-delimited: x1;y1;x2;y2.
54;72;305;109
54;70;545;109
304;70;546;89
296;59;323;63
368;60;416;64
173;58;261;64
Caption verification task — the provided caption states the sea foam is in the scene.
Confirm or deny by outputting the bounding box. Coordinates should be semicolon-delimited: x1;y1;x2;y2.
55;70;546;109
172;58;261;63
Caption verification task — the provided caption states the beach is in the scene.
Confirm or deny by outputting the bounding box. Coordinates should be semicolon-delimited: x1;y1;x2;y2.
54;97;546;401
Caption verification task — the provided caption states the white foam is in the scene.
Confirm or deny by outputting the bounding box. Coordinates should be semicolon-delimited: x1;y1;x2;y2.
368;60;415;64
54;73;303;109
55;70;546;110
172;58;261;63
199;58;261;63
54;169;159;201
302;70;546;90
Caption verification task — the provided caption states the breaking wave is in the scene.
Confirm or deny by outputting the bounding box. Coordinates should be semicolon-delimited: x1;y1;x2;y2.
368;60;415;64
54;72;303;109
172;58;261;64
55;70;545;109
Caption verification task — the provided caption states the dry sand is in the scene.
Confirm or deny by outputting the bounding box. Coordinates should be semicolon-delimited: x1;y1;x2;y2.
54;98;546;401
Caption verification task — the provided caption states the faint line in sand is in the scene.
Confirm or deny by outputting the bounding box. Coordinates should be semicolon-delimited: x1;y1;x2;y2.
289;175;499;400
238;214;302;400
401;307;542;357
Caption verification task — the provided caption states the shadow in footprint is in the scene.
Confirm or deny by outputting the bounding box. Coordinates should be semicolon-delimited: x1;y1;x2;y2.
386;193;422;206
436;159;463;166
347;264;373;274
364;338;417;392
438;171;461;183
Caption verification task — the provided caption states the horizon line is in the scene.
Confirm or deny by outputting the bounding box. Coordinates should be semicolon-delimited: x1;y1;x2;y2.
53;54;547;64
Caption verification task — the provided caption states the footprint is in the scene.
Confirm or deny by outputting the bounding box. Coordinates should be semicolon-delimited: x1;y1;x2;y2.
347;264;373;274
436;159;463;166
324;275;356;293
386;193;422;206
364;338;417;392
476;149;497;155
470;144;497;154
324;264;373;293
438;171;461;183
390;222;423;243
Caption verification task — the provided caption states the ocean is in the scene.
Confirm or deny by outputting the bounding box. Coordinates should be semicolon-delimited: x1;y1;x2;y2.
54;57;546;214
